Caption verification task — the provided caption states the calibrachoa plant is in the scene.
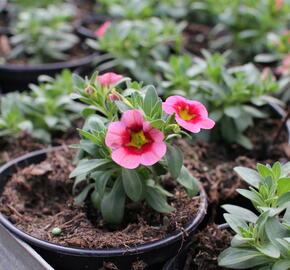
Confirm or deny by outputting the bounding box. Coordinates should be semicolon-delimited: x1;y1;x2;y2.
87;18;185;84
8;4;78;63
0;70;83;142
70;72;215;224
218;162;290;269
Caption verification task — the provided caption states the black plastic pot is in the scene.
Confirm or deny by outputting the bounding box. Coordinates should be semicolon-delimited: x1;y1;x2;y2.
162;223;229;270
0;51;99;93
0;147;207;270
75;13;113;40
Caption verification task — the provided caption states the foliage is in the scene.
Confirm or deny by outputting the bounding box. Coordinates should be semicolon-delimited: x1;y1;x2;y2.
9;0;70;9
206;0;290;62
97;0;189;19
158;50;281;149
219;161;290;269
0;70;83;142
8;4;78;64
87;18;185;84
69;71;213;224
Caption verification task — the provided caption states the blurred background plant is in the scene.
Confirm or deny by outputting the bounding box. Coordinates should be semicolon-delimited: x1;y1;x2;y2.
96;0;189;20
88;18;185;84
7;3;78;64
0;70;83;142
205;0;290;63
157;50;282;149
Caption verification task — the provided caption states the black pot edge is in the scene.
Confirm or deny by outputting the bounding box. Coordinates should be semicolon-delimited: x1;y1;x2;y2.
0;52;99;72
0;146;208;257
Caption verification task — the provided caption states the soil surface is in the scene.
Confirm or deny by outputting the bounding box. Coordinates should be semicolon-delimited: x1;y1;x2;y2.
183;224;233;270
0;148;201;249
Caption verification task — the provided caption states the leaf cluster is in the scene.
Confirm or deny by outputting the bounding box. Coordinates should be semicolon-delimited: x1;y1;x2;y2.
0;70;82;142
219;162;290;269
87;18;185;84
8;3;78;64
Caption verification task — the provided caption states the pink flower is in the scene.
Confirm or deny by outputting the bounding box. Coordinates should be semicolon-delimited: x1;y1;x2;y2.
95;21;111;37
105;110;166;169
276;54;290;76
275;0;283;9
96;72;124;86
163;96;215;133
261;67;276;81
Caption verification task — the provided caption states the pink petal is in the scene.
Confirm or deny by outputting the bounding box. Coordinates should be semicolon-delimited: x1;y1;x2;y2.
105;122;129;149
111;147;141;169
198;118;215;129
97;72;124;86
143;122;164;142
121;110;143;129
162;96;185;114
188;101;209;118
140;142;167;166
176;117;201;133
95;21;111;37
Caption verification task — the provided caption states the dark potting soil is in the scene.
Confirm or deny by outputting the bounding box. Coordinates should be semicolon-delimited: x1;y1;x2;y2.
183;23;211;56
184;224;233;270
0;148;201;249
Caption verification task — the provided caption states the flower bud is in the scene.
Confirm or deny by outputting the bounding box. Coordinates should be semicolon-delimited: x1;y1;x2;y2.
167;124;181;133
84;85;95;95
108;90;123;102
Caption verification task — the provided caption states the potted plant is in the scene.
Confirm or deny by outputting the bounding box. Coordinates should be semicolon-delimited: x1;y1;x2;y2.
0;72;215;269
0;3;98;93
0;69;83;164
163;161;290;269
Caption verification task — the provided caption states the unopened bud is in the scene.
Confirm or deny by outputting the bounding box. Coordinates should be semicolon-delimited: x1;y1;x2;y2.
108;90;123;102
167;124;180;133
84;85;95;95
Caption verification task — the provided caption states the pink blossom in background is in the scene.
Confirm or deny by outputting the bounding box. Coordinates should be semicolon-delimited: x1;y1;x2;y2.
95;21;111;37
261;67;276;81
163;96;215;133
275;0;283;9
276;54;290;76
97;72;124;86
105;110;166;169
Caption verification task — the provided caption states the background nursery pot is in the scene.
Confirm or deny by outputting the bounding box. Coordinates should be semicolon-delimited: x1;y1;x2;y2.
0;48;98;93
0;147;207;270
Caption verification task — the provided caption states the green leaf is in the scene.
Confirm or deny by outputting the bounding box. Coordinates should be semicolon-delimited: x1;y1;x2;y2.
121;168;144;201
69;159;111;178
277;178;290;196
234;167;263;188
281;162;290;177
75;183;94;204
177;166;199;197
165;144;183;179
237;189;263;205
257;164;273;179
143;85;159;117
218;247;272;268
91;189;101;210
224;213;248;234
91;170;112;197
256;243;280;258
222;204;258;223
224;106;241;118
101;178;126;224
145;187;175;213
236;134;253;150
272;260;290;270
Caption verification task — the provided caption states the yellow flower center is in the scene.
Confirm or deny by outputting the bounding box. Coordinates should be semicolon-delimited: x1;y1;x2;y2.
179;106;196;120
127;130;149;149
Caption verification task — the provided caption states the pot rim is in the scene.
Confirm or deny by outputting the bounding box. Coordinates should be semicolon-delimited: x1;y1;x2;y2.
0;52;98;71
0;146;207;257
